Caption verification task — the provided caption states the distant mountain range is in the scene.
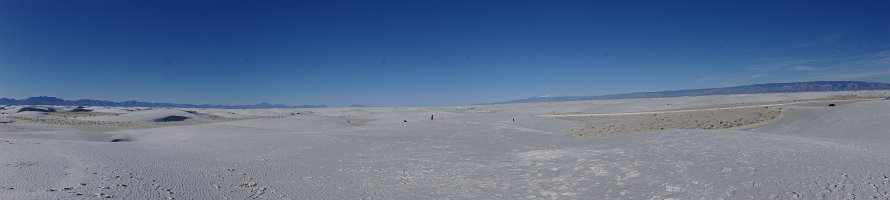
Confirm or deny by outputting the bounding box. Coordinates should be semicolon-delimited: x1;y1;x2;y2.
498;81;890;104
0;96;325;109
4;81;888;108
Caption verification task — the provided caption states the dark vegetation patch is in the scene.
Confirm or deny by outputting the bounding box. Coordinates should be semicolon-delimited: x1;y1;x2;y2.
17;107;56;113
154;115;189;122
828;104;837;107
109;138;131;142
70;108;93;112
184;110;199;115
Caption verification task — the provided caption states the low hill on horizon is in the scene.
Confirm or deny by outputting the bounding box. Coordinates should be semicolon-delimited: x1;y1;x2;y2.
497;81;890;104
0;96;325;109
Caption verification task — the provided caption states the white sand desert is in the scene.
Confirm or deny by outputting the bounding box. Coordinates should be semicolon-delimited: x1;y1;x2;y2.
2;91;890;199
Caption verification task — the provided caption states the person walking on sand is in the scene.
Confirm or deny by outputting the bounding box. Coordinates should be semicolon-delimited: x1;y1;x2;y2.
431;114;434;121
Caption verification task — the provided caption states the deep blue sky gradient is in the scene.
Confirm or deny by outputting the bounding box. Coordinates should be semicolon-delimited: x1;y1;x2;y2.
1;0;889;106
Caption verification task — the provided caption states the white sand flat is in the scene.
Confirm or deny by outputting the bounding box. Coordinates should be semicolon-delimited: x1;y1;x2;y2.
1;90;890;199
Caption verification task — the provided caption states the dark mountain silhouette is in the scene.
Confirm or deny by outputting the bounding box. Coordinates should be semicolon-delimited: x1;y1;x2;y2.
498;81;890;104
0;96;325;109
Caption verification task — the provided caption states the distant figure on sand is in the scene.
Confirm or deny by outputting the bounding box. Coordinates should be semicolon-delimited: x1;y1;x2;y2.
431;115;434;121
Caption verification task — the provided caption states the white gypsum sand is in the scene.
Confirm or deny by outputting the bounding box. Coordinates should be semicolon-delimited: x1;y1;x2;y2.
1;90;890;199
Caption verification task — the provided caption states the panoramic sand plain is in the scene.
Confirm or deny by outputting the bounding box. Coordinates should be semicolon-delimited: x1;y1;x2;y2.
2;91;890;199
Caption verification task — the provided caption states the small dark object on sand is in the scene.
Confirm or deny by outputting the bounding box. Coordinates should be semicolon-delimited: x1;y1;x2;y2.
109;139;130;142
154;115;190;122
403;120;407;123
828;104;836;107
17;107;56;113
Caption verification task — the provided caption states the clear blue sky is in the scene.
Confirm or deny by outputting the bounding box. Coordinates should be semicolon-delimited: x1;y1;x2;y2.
1;0;889;106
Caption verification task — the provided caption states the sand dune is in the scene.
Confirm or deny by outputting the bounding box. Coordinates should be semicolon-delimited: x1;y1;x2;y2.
562;105;784;136
2;91;890;199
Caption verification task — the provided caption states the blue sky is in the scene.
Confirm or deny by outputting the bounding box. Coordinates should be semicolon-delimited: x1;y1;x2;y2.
1;0;889;106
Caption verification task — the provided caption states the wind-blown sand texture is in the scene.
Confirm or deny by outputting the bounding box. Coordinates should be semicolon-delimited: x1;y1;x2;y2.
1;90;890;199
